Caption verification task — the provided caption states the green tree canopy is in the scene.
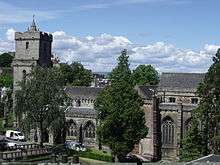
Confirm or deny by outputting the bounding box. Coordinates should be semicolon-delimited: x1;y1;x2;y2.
95;50;148;161
132;65;159;86
180;48;220;161
59;62;93;86
0;53;14;67
15;67;67;146
0;73;13;88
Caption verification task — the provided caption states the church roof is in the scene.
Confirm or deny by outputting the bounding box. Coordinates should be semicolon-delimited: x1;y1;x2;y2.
135;85;157;100
158;72;205;91
65;106;96;118
64;86;103;100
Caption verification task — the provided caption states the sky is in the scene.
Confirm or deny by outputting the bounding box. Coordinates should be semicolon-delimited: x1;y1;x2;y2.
0;0;220;73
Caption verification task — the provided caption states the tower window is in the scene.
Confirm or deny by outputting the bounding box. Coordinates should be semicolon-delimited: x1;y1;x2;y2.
23;70;27;82
191;98;198;104
26;42;29;49
169;97;176;103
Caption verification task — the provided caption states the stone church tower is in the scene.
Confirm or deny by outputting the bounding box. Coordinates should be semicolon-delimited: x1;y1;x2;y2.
12;17;53;91
12;17;53;126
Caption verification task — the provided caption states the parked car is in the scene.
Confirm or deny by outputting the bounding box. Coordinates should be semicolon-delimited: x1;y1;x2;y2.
64;141;86;151
0;139;17;150
5;130;25;141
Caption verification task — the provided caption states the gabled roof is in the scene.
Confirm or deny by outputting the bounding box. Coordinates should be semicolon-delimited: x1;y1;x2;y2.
64;86;103;100
135;85;157;100
158;72;205;91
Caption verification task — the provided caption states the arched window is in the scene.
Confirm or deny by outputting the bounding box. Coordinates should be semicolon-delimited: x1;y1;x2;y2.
26;42;29;49
67;120;77;137
22;70;27;81
84;121;95;138
162;117;175;145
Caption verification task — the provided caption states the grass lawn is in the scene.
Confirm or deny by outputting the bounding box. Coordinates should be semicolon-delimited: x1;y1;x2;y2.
78;148;113;162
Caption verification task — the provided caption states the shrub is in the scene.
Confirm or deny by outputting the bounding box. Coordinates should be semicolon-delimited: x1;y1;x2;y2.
79;148;113;162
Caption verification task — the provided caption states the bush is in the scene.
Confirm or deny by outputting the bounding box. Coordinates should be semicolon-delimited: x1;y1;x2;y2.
79;148;113;162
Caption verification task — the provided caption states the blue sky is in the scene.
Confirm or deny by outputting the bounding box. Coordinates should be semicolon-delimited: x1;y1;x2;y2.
0;0;220;72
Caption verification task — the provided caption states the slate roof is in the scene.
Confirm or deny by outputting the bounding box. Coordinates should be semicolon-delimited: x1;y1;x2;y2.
64;86;103;100
135;85;158;100
158;72;205;91
65;106;97;118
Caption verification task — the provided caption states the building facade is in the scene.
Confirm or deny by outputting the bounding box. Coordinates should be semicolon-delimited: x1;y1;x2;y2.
137;73;205;161
64;86;101;147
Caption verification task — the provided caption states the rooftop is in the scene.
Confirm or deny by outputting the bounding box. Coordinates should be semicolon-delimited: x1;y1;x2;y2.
158;72;205;91
64;86;103;100
65;106;96;118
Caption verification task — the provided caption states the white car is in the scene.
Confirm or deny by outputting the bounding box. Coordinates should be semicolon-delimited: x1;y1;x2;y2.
65;141;86;151
5;130;25;141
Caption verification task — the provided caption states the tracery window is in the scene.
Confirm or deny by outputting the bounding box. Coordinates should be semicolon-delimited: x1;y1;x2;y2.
84;121;95;138
162;117;175;145
67;121;77;137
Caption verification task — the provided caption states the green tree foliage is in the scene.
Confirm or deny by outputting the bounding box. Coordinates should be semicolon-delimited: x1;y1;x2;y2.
132;65;159;85
180;48;220;161
180;115;204;161
0;73;13;88
15;67;67;146
0;53;14;67
59;62;93;86
95;50;148;161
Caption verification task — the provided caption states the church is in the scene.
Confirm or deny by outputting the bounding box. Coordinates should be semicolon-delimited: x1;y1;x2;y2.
12;19;205;161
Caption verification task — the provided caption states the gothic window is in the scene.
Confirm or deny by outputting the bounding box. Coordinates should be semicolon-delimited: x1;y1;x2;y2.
26;42;29;49
67;121;77;137
169;97;176;103
162;117;175;145
84;121;95;138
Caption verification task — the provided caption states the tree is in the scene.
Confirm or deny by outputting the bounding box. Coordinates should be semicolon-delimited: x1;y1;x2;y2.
0;53;14;67
0;73;13;88
59;62;93;86
180;114;204;161
132;65;159;86
15;67;67;146
180;48;220;161
95;50;148;161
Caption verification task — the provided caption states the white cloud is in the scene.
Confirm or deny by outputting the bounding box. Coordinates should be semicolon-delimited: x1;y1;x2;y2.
0;28;219;73
6;28;15;41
